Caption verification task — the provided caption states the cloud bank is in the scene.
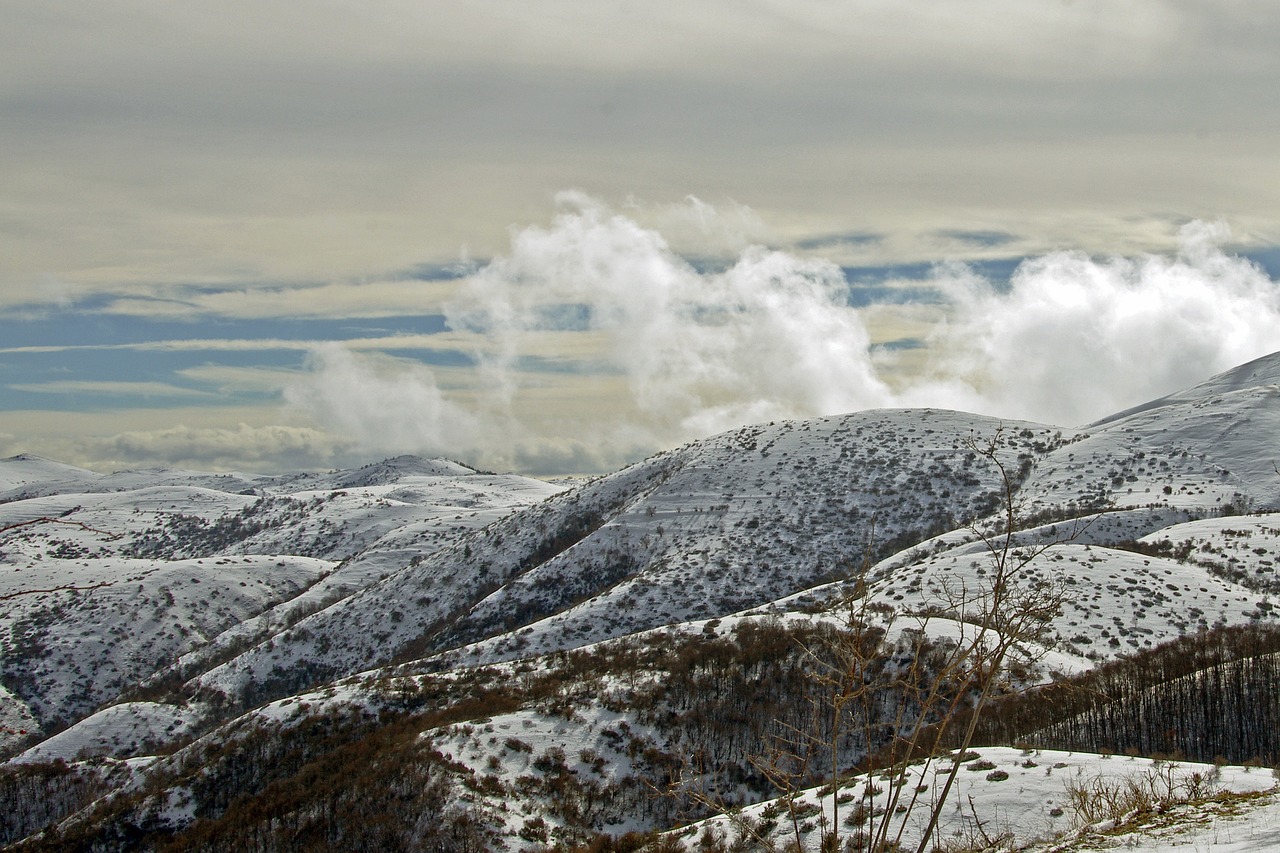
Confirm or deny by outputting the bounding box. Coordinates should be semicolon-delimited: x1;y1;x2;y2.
287;198;1280;473
913;220;1280;425
76;423;338;473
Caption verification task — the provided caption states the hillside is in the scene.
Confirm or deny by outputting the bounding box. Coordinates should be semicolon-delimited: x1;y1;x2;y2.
0;459;564;741
184;408;1070;708
1;352;1279;851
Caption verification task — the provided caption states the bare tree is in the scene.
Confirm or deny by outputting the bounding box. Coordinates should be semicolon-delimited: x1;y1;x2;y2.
688;428;1082;853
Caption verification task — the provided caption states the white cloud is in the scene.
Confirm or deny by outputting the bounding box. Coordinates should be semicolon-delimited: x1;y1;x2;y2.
285;196;898;470
447;192;894;433
289;200;1280;472
76;423;340;472
7;380;214;398
284;343;498;464
629;195;775;258
913;221;1280;425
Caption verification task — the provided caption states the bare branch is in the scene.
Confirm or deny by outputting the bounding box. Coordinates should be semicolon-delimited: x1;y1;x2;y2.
1;517;119;600
1;581;113;602
1;516;122;541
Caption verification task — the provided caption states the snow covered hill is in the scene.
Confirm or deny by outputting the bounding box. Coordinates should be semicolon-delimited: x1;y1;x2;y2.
1;352;1278;851
186;409;1071;707
0;455;103;501
0;457;563;746
193;352;1280;708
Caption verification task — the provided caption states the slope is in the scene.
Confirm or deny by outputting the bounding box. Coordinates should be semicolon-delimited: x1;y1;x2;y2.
0;456;563;748
188;410;1067;707
2;353;1280;851
87;353;1280;722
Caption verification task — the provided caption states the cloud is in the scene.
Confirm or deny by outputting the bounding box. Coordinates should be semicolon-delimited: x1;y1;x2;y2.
173;365;301;395
284;343;497;464
285;195;898;470
912;221;1280;424
0;334;465;356
5;0;1280;305
447;192;894;431
7;380;214;399
77;423;339;472
97;279;462;321
289;200;1280;472
794;232;885;252
630;195;775;259
933;229;1018;248
282;341;659;474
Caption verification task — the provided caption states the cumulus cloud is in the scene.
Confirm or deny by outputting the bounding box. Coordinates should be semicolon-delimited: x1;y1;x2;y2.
631;195;775;258
441;193;899;443
286;195;896;471
289;198;1280;473
283;343;659;473
914;220;1280;425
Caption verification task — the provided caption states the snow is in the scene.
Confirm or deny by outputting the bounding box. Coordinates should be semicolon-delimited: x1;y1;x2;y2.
0;453;101;499
1036;795;1280;850
13;701;203;764
680;748;1280;853
0;455;562;751
156;356;1280;714
0;552;333;734
3;355;1280;849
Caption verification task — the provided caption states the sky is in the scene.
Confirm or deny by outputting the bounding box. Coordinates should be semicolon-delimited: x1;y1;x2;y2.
3;1;1280;476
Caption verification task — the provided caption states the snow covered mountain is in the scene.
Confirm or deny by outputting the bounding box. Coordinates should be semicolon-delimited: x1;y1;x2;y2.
2;352;1279;851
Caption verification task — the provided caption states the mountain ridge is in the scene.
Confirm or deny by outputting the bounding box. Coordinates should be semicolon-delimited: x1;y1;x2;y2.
3;352;1280;851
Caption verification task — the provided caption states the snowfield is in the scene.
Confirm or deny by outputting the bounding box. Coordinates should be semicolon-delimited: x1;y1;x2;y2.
679;747;1280;852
